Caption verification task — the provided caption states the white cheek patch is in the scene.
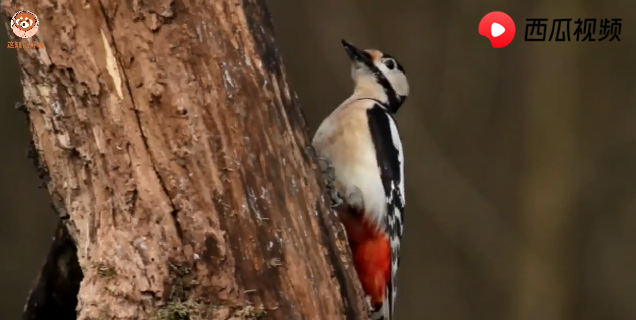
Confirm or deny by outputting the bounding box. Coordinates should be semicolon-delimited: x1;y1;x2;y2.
374;61;409;98
389;73;409;97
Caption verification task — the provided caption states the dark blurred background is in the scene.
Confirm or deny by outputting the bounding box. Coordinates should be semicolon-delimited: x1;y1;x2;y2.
2;1;635;320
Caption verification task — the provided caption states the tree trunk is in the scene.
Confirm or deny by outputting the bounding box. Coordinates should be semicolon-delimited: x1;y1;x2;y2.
3;0;368;319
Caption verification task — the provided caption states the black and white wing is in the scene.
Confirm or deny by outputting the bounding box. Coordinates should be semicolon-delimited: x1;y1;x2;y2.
366;102;405;320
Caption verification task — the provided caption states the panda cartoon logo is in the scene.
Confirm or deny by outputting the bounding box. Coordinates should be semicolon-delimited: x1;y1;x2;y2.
11;10;39;39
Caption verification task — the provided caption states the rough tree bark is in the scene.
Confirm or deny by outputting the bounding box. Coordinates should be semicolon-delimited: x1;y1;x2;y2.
2;0;368;319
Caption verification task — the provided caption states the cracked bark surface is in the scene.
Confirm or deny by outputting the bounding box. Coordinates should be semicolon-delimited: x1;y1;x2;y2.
3;0;368;319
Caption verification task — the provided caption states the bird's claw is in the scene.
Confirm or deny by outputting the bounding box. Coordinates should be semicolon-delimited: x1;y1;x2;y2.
317;157;344;208
329;189;344;208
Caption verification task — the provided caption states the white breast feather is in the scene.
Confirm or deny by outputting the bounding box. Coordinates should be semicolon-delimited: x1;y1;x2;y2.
336;141;387;229
312;100;389;230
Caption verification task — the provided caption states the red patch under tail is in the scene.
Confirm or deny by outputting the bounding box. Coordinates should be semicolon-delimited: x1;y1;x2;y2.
339;206;391;309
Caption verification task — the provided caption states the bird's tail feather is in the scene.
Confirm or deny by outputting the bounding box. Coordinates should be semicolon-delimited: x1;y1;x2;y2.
370;288;391;320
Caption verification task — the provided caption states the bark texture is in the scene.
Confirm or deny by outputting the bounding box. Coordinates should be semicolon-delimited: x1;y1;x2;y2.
2;0;367;319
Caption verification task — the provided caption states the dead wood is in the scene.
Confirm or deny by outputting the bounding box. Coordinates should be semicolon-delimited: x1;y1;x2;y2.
3;0;367;319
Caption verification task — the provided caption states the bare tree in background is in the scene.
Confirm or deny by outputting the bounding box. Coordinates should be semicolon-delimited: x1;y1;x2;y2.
2;0;369;319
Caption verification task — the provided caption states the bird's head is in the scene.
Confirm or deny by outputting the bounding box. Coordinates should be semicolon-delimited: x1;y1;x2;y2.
341;39;409;112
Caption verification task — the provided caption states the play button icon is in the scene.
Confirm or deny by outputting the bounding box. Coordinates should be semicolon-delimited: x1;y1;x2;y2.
491;22;505;37
479;11;516;48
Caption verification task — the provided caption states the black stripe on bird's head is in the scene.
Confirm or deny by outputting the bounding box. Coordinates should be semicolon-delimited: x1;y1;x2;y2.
341;39;409;113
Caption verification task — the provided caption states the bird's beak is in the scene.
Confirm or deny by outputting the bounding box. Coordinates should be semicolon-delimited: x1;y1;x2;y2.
341;39;370;64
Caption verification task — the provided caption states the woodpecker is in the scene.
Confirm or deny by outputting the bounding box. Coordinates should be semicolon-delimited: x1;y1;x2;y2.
312;39;408;320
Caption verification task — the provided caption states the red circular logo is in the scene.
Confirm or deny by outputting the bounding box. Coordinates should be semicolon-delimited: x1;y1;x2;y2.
479;12;516;48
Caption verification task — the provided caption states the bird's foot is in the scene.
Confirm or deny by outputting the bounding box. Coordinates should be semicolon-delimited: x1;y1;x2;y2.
317;157;344;208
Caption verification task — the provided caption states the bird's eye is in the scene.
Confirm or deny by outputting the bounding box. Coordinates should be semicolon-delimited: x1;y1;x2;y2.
383;59;396;70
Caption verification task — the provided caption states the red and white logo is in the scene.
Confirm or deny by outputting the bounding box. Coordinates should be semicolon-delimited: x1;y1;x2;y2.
479;12;516;48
